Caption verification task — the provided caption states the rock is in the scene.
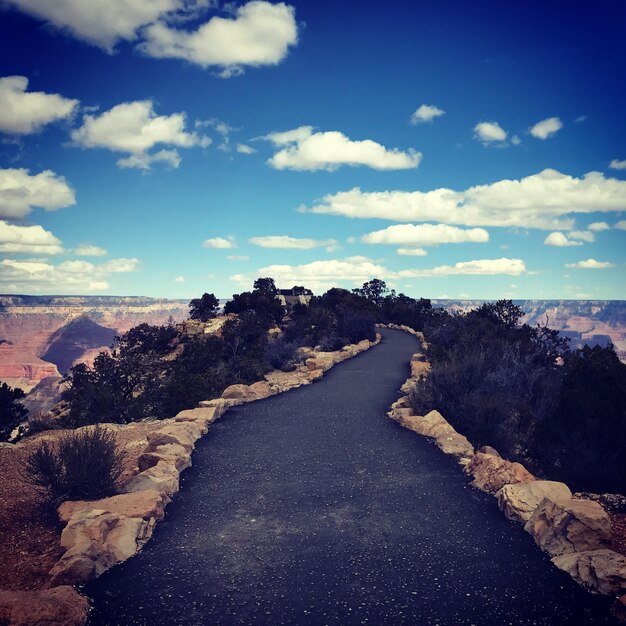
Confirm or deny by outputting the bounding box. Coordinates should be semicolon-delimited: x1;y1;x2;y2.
465;452;535;495
0;586;89;626
221;384;258;402
307;369;324;382
146;422;204;452
552;549;626;596
138;443;191;472
197;397;238;417
390;407;417;423
613;595;626;622
249;381;274;399
410;361;430;379
305;354;335;371
58;490;170;524
478;445;501;458
575;492;626;514
174;406;218;425
391;396;411;410
436;432;474;461
400;379;417;394
496;481;572;523
49;510;153;585
122;460;180;495
524;497;612;556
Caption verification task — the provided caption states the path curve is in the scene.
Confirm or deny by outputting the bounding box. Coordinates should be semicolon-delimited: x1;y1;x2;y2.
86;328;614;625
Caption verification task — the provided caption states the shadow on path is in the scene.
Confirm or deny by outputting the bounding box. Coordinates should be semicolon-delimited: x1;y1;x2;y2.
86;329;614;625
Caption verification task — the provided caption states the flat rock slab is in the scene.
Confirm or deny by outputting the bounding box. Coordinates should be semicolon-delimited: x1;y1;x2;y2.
496;481;572;523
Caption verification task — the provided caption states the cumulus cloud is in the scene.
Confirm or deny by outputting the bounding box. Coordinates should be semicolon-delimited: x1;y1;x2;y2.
474;121;507;143
73;244;108;257
0;255;139;292
410;104;445;124
0;76;78;135
398;258;526;278
249;235;338;251
0;220;63;254
0;168;75;220
71;100;209;169
614;220;626;230
568;230;594;243
588;221;610;232
202;236;236;249
544;232;582;247
361;223;489;246
139;1;298;75
263;126;421;171
236;143;256;154
530;117;563;140
2;0;183;51
610;159;626;170
565;259;614;269
304;169;626;230
397;248;427;256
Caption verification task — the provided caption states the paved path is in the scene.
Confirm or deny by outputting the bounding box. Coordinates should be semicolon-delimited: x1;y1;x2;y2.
86;329;614;625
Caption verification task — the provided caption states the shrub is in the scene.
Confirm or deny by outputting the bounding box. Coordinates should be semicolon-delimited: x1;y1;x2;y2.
23;425;126;505
337;310;376;344
0;382;27;441
189;293;220;321
265;336;300;371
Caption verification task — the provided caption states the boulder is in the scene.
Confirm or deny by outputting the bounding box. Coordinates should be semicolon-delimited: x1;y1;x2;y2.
397;410;454;439
307;369;324;383
524;497;612;556
221;384;258;402
436;432;474;461
0;586;89;626
478;445;501;458
58;490;170;524
197;397;238;417
174;406;218;425
305;354;335;371
400;379;417;394
465;452;535;495
122;460;180;495
613;595;626;622
146;422;204;452
249;381;274;399
391;396;411;410
496;481;572;523
138;442;191;472
410;361;430;379
552;549;626;596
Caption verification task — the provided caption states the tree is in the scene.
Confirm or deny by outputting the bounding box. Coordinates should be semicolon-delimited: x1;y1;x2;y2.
0;382;27;441
223;290;284;324
253;277;278;294
472;299;524;329
291;285;307;296
189;293;220;322
353;279;390;306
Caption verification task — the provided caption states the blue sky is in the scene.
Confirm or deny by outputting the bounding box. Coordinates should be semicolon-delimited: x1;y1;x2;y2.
0;0;625;299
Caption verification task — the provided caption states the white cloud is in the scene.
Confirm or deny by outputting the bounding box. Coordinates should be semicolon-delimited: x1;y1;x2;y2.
264;126;421;171
0;220;63;254
0;76;78;135
544;232;582;247
202;236;236;249
397;248;427;256
236;143;256;154
227;255;250;261
565;259;614;269
361;223;489;246
304;169;626;230
117;149;182;170
0;168;75;219
614;220;626;230
569;230;594;243
71;100;209;169
530;117;563;140
410;104;445;124
0;255;139;292
139;1;298;75
174;275;185;282
398;258;526;278
474;121;507;143
511;135;521;146
3;0;182;51
249;235;338;251
73;244;108;257
588;221;610;232
610;159;626;170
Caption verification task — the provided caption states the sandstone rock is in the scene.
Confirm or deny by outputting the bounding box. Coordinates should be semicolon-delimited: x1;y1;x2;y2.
410;360;430;379
138;442;191;472
613;595;626;622
146;422;204;451
0;586;89;626
58;490;170;524
552;549;626;596
249;381;274;399
436;432;474;461
400;379;417;394
397;410;454;438
174;406;218;425
496;481;572;523
221;384;258;402
197;397;239;417
524;497;612;556
391;396;411;410
122;460;180;495
465;452;534;495
307;369;324;382
305;354;335;371
478;445;501;458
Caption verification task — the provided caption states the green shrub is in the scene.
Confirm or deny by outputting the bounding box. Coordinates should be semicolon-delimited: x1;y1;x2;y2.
23;425;126;505
265;336;300;371
0;382;27;441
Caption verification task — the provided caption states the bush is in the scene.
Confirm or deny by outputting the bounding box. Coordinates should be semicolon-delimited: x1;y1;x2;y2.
23;425;126;505
189;293;220;321
0;382;27;441
265;336;300;371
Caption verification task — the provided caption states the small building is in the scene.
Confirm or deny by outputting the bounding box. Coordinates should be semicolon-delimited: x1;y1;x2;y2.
277;287;313;307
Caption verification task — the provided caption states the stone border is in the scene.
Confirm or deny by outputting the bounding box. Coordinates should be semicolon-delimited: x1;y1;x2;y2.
384;324;626;617
0;335;382;624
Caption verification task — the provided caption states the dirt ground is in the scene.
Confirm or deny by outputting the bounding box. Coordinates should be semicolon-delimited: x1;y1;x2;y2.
0;421;162;591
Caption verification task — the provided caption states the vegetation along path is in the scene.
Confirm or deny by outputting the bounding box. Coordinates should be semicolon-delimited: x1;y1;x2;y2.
86;329;614;625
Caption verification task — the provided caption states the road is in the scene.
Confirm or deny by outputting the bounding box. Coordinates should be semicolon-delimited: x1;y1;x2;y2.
86;328;614;625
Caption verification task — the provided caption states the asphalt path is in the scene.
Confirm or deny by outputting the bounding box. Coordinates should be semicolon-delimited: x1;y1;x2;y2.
86;328;615;625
